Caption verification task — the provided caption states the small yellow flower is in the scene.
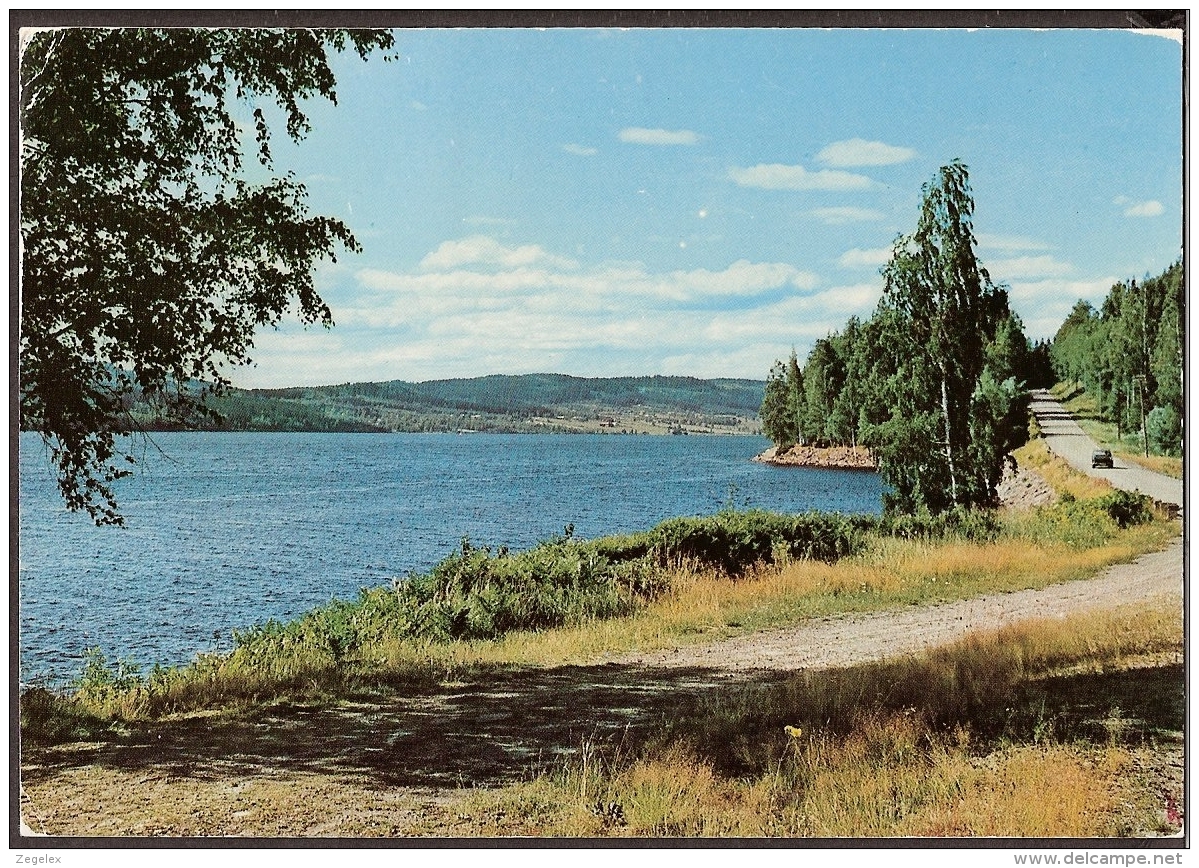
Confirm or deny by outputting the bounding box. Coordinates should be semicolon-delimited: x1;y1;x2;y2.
784;725;803;738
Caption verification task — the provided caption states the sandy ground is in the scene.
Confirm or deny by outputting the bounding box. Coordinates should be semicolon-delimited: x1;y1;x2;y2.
18;399;1185;839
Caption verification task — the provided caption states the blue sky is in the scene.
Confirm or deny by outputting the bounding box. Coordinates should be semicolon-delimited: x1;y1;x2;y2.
236;26;1183;388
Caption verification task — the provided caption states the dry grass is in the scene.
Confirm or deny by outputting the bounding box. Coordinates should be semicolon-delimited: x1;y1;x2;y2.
1013;438;1114;501
1117;452;1184;479
444;601;1182;838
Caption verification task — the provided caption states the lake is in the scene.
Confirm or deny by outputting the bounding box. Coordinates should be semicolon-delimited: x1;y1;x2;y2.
18;432;883;683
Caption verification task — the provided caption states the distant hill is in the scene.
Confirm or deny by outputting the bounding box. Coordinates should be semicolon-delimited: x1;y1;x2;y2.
142;374;767;435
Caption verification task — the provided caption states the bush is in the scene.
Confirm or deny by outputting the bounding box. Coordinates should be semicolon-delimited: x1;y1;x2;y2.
647;510;876;574
881;505;1002;542
1096;490;1154;529
1146;405;1182;456
20;685;113;745
223;511;877;658
1009;492;1153;549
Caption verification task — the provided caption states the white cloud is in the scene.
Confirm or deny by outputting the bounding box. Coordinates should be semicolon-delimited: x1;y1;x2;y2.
816;138;915;167
697;282;882;345
729;163;875;191
987;255;1074;281
418;236;579;271
462;215;514;227
1005;276;1120;340
563;143;598;156
618;127;699;146
838;247;892;269
233;234;900;387
1122;199;1165;218
810;206;886;225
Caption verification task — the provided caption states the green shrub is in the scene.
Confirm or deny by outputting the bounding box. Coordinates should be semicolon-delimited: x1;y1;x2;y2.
1009;498;1121;549
881;506;1001;542
1146;406;1182;456
19;685;113;745
647;510;876;574
222;511;877;659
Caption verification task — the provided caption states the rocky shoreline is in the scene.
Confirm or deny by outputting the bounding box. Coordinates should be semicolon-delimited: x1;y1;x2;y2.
753;444;876;470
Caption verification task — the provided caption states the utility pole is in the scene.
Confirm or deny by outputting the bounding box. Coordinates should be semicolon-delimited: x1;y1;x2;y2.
1134;374;1148;457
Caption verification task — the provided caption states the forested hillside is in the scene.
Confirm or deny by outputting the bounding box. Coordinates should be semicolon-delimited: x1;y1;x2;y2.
134;374;765;436
1050;260;1183;456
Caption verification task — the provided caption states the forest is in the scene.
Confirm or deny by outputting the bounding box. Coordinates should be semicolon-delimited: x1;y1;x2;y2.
129;373;766;436
1049;260;1184;456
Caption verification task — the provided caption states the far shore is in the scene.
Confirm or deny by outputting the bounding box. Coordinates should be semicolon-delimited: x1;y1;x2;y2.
754;444;876;471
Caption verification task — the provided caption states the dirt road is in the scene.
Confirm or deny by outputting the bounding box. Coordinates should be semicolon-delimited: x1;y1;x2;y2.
19;401;1185;838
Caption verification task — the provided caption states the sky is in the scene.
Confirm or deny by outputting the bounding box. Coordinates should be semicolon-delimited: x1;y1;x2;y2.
232;25;1183;389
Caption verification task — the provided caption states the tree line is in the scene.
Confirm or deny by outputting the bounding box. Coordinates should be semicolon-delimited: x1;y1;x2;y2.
761;160;1054;515
1049;260;1183;456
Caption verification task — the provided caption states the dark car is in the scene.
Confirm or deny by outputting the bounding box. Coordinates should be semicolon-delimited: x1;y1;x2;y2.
1091;449;1114;469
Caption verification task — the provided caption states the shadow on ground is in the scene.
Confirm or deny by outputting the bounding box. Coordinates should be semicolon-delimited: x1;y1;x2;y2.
21;658;1184;792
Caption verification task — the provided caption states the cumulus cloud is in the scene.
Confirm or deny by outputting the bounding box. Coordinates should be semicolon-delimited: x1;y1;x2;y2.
728;163;874;191
563;143;598;156
618;127;700;146
838;247;892;269
816;138;915;167
810;206;886;224
418;236;579;271
231;238;897;387
1118;198;1165;217
1005;276;1120;340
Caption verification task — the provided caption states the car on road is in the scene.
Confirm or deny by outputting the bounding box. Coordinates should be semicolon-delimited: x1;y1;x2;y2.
1091;449;1114;469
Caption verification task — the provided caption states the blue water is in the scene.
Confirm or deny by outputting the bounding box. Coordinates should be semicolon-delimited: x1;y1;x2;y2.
18;432;883;682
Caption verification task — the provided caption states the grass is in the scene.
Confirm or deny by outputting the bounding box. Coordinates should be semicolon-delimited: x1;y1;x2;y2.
437;601;1182;837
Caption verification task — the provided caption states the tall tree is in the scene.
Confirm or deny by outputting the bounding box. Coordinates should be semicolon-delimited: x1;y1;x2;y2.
20;28;395;524
866;160;1022;512
827;317;864;448
800;337;844;447
785;349;806;446
759;360;795;448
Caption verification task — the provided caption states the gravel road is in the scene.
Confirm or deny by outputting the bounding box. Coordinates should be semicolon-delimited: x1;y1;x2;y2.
616;393;1184;675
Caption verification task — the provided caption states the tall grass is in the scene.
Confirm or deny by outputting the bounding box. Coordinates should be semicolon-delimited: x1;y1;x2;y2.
445;602;1181;837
